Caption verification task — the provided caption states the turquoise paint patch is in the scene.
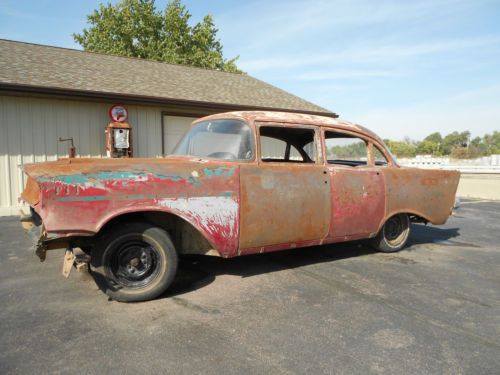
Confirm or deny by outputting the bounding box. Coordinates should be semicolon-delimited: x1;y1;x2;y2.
187;176;202;187
55;172;138;185
53;171;186;186
55;196;110;201
56;175;89;185
203;167;235;177
55;193;159;202
156;174;184;181
36;176;54;183
94;171;144;180
219;191;233;197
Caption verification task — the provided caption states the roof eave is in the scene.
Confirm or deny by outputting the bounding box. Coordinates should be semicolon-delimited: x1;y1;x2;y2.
0;82;339;118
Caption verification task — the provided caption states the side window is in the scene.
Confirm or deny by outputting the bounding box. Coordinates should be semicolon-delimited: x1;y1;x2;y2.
303;141;316;161
373;145;389;166
260;137;289;160
259;126;317;163
325;131;367;166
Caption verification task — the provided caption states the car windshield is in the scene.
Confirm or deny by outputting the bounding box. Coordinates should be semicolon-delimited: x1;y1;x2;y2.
171;119;254;160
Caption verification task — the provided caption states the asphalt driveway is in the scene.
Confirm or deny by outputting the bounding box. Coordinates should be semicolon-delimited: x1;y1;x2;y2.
0;199;499;374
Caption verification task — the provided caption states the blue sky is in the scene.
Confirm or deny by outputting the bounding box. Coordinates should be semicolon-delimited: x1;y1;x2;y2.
1;0;499;140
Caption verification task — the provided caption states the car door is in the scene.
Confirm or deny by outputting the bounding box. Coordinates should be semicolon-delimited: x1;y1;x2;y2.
239;123;331;251
324;129;386;239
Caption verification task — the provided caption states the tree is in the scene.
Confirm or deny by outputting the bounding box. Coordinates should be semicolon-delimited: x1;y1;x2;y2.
441;131;470;155
73;0;241;72
384;139;417;158
483;131;500;154
423;132;442;144
417;131;443;155
416;140;436;155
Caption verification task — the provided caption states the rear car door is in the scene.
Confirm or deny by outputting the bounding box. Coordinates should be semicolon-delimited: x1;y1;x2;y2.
324;129;386;238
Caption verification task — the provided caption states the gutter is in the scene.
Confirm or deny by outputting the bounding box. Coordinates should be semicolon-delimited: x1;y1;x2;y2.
0;82;339;118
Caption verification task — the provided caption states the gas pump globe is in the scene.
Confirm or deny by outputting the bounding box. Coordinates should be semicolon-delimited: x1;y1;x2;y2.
106;105;133;158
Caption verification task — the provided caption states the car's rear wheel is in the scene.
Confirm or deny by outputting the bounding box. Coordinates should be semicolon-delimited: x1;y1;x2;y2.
91;222;177;302
370;213;410;252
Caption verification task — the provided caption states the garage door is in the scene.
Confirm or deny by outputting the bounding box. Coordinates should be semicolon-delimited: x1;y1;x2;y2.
163;115;198;154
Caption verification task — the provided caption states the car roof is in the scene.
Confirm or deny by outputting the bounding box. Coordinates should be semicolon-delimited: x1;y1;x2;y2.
195;111;383;143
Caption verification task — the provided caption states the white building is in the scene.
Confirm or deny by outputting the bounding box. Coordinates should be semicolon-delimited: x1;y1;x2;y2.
0;39;335;215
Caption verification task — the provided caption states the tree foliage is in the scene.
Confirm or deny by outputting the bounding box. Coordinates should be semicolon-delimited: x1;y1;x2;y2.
73;0;241;72
384;139;417;158
441;131;470;155
423;132;443;144
329;141;367;160
385;130;500;159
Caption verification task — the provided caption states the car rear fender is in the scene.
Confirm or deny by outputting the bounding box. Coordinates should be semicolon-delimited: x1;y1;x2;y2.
380;167;460;229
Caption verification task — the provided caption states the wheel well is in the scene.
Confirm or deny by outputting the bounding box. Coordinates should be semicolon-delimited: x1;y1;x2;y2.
97;211;220;256
375;212;428;236
408;213;429;224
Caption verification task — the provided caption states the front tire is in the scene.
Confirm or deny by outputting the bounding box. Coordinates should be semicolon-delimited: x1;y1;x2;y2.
370;213;410;253
91;222;178;302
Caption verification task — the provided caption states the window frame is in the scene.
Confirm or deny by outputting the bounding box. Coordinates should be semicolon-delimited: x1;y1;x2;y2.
371;143;390;167
255;122;322;165
321;127;395;168
173;117;257;163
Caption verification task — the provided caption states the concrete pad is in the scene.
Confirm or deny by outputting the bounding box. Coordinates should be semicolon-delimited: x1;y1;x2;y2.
0;201;499;374
457;173;500;200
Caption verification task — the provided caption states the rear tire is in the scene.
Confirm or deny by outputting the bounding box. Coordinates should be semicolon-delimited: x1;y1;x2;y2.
91;222;177;302
370;213;410;253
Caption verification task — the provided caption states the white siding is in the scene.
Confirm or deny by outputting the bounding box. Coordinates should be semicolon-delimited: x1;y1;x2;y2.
0;95;198;215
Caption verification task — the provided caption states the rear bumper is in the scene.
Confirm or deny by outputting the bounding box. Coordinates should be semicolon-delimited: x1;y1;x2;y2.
20;208;48;261
20;208;91;261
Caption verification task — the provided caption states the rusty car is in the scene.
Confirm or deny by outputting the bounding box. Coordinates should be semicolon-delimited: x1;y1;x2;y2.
19;111;460;302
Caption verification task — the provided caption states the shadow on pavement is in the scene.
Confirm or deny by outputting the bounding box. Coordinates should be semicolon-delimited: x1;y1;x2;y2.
166;224;461;298
408;224;461;246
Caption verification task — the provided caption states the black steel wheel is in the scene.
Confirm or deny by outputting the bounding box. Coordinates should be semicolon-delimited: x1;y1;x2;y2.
370;213;410;253
91;222;177;302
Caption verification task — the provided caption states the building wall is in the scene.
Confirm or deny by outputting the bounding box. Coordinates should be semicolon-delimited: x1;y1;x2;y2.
0;94;198;215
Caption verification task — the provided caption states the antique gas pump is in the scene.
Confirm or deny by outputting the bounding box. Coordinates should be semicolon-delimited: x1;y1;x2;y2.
106;105;133;158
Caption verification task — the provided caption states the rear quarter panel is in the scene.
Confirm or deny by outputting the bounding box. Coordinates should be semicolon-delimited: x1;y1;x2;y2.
26;160;240;257
382;167;460;225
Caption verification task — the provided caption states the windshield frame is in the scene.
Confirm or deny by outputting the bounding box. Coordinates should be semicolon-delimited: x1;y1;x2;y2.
170;117;256;162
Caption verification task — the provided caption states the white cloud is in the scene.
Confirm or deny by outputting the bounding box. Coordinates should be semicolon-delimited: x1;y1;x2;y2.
240;35;500;72
296;69;403;81
219;0;475;50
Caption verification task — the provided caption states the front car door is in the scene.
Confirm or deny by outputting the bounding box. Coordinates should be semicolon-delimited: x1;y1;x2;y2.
239;123;331;253
324;129;386;240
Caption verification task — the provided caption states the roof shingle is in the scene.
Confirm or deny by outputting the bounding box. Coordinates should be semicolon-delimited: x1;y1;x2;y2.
0;39;334;116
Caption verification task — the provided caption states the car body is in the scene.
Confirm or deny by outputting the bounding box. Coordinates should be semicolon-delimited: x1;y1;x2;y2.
20;111;460;301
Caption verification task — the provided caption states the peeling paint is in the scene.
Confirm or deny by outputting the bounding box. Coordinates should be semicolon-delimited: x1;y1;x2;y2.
203;167;235;177
158;196;239;242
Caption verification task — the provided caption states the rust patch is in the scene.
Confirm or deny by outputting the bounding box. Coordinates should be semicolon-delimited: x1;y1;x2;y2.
239;164;330;251
383;167;460;225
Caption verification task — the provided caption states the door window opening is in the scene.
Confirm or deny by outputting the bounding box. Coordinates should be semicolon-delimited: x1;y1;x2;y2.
325;131;367;167
259;126;316;163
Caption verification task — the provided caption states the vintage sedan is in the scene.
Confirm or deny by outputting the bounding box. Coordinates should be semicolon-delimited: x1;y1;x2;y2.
20;111;460;302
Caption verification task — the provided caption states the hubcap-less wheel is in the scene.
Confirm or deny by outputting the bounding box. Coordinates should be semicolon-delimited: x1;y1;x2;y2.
91;222;178;302
384;214;407;247
370;213;410;252
110;241;160;288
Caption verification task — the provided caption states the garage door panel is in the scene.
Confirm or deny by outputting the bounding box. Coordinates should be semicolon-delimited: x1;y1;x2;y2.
163;115;197;155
